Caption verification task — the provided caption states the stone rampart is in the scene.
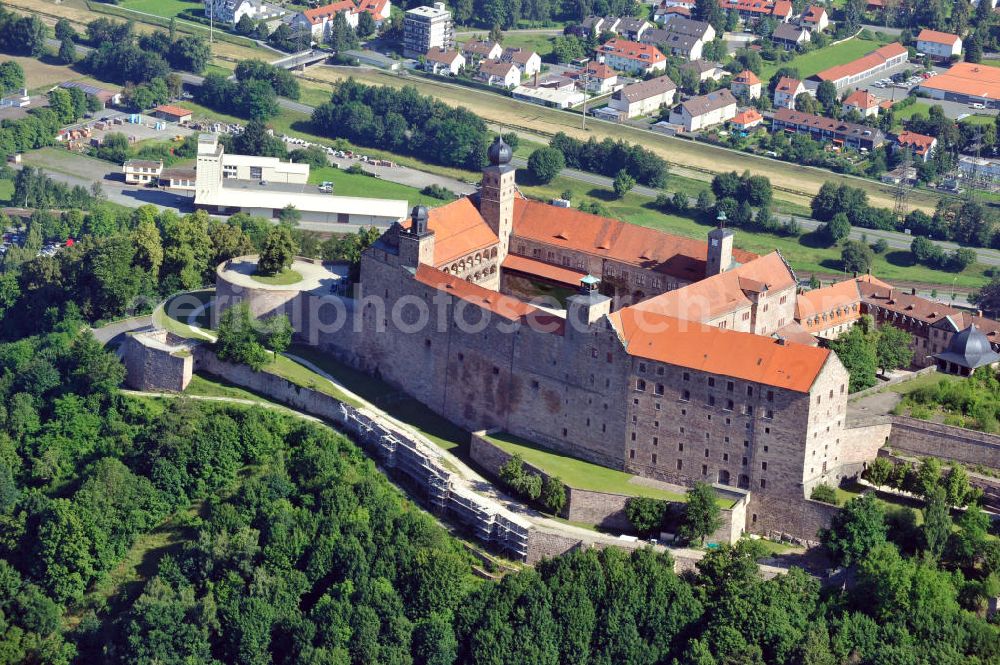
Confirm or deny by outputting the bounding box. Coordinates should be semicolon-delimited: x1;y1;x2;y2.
470;432;746;544
747;493;840;547
122;329;194;391
889;416;1000;471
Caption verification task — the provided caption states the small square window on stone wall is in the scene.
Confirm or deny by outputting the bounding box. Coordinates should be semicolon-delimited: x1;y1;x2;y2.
652;454;657;464
562;428;568;436
492;366;499;375
763;445;768;452
702;464;707;475
760;479;766;489
677;459;683;470
678;442;684;451
630;449;636;459
531;380;539;389
761;461;768;470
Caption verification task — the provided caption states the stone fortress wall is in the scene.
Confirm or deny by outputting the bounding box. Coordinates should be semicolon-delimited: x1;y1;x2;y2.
469;431;749;545
122;328;195;392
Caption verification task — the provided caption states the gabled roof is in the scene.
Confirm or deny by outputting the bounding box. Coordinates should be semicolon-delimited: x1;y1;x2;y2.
154;104;193;117
501;47;539;65
843;89;879;109
584;62;617;79
795;278;863;332
677;88;737;117
773;108;885;143
916;29;961;46
478;60;519;77
896;130;936;155
733;69;761;86
628;252;795;322
731;108;763;126
610;307;832;393
802;5;827;22
615;75;676;102
775;76;803;93
600;38;666;64
413;197;498;265
301;0;355;24
510;198;757;280
660;15;712;38
425;47;462;65
772;22;808;42
462;39;501;56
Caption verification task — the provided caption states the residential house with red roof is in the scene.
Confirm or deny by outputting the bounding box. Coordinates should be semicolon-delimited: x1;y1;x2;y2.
732;69;762;99
842;89;880;118
424;47;465;75
599;38;667;75
773;76;805;109
475;60;521;88
800;5;828;31
895;130;938;162
291;0;360;39
720;0;793;23
916;29;963;60
461;39;502;62
730;108;763;131
500;47;542;76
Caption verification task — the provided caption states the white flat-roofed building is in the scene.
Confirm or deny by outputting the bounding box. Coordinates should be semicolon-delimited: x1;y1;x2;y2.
220;153;310;184
194;134;407;226
512;85;586;109
404;3;454;58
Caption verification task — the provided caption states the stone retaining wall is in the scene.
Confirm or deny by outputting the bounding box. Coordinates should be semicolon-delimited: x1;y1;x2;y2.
122;329;194;392
747;494;840;547
889;416;1000;471
470;431;746;544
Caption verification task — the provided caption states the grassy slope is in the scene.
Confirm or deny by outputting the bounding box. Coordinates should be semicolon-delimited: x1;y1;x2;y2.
308;165;451;204
0;180;12;203
486;432;736;508
760;36;891;82
120;0;202;19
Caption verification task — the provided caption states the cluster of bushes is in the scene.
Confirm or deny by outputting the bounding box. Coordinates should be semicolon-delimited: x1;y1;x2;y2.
83;18;209;84
498;453;567;515
420;184;456;200
905;199;997;250
312;79;490;171
828;315;913;392
811;182;898;231
195;59;301;121
120;75;182;112
899;368;1000;432
11;166;97;212
624;483;722;545
550;131;670;188
216;301;293;370
910;235;976;272
862;457;981;506
0;60;23;94
0;6;46;57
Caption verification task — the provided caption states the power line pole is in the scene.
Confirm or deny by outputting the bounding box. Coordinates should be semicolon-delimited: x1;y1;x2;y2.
581;67;589;131
893;145;910;223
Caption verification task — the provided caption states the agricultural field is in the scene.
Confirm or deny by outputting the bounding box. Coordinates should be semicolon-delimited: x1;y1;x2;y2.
120;0;202;20
759;35;893;82
4;55;89;93
298;66;943;213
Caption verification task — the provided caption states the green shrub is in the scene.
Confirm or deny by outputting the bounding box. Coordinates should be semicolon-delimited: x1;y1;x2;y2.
810;484;838;505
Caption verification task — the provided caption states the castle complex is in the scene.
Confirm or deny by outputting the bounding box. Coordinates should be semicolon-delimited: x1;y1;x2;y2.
214;136;1000;540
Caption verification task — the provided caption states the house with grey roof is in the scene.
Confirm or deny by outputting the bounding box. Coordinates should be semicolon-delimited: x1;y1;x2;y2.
607;74;677;118
668;88;737;131
771;22;810;50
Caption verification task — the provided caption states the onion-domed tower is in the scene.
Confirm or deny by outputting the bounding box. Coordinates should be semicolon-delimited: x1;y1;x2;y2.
479;135;516;262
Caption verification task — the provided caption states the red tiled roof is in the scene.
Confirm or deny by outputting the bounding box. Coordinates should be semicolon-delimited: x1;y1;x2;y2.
502;254;588;287
843;89;879;109
859;281;1000;338
302;0;355;24
897;130;936;156
734;69;760;86
510;199;757;280
628;252;796;322
585;62;617;79
795;278;862;333
154;104;192;117
720;0;790;15
479;60;519;77
918;62;1000;101
600;38;666;64
415;265;541;321
462;40;501;56
776;76;802;93
425;47;462;65
731;108;763;126
802;5;826;22
916;29;961;46
610;307;832;392
405;197;498;266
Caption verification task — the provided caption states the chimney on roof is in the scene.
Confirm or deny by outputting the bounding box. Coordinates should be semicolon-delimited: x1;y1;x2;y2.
776;336;787;345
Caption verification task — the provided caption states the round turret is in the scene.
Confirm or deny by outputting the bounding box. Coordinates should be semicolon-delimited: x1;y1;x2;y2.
411;204;429;235
487;135;513;166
